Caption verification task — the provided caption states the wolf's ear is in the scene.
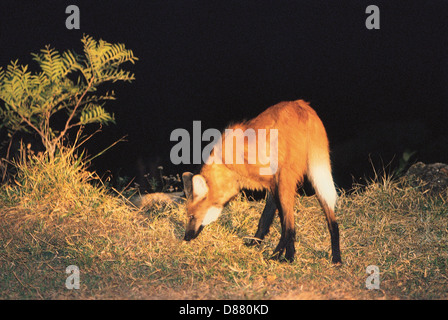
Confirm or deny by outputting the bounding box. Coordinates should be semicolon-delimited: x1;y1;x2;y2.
192;175;208;200
182;172;194;199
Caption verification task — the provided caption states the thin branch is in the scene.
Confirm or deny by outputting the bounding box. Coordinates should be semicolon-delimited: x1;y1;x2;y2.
87;135;127;162
9;101;48;150
1;132;14;181
17;109;45;140
73;126;102;149
56;76;94;146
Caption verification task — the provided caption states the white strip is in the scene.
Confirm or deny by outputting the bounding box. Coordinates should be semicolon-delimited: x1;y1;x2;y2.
201;206;223;226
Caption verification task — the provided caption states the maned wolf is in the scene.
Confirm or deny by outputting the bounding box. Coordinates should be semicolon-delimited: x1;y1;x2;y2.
182;100;341;264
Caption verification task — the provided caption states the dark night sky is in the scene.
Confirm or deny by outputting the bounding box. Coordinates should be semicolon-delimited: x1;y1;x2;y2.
1;0;447;189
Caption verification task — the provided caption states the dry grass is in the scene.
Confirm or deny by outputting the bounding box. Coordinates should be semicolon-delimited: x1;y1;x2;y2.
0;152;447;299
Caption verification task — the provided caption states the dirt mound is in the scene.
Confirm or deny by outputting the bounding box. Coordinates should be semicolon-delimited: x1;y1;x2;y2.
406;162;448;195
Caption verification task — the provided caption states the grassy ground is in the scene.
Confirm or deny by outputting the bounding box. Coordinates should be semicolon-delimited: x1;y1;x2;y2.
0;152;447;299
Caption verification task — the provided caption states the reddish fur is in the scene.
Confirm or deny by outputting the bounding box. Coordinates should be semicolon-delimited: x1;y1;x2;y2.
183;100;341;263
201;100;328;199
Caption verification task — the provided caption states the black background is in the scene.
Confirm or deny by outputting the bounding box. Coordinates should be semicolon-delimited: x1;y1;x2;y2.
1;0;447;190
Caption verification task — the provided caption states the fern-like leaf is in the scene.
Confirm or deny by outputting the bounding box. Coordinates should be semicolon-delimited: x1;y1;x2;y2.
32;45;65;82
79;103;115;125
60;50;82;79
0;35;136;157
